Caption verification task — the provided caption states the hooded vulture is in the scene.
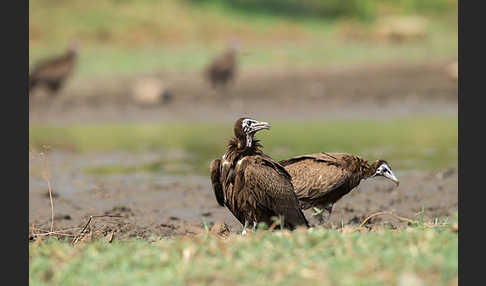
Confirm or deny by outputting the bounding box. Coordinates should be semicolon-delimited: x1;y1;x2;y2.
29;41;79;96
210;118;309;232
279;152;399;222
204;42;239;90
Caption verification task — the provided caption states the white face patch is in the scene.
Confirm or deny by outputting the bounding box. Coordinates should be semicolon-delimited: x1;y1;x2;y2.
242;119;257;147
376;163;392;175
374;162;399;185
240;118;270;148
241;119;257;134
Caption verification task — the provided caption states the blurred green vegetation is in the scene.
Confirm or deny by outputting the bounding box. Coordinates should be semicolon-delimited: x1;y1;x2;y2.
29;0;457;77
29;115;458;175
189;0;456;20
30;217;458;286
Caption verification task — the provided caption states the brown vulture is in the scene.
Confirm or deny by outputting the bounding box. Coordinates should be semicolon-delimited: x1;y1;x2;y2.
279;152;399;222
204;43;239;90
210;118;309;232
29;41;79;96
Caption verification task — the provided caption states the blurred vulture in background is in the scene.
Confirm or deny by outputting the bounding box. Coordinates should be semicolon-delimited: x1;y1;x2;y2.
131;77;175;106
29;40;80;97
204;41;239;91
210;118;309;233
279;152;399;223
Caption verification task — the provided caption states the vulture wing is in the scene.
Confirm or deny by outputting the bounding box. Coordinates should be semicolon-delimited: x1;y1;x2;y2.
239;156;309;228
209;159;225;206
30;54;75;81
280;153;354;207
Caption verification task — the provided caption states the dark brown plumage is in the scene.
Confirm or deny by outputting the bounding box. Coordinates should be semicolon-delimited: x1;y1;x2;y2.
204;44;238;90
210;118;309;232
279;152;399;222
29;41;79;96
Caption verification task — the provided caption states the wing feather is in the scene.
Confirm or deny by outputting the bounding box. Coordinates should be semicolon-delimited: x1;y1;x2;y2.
241;156;308;228
210;159;225;206
281;153;355;205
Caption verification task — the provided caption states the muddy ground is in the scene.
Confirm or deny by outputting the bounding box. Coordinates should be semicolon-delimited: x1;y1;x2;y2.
29;59;458;240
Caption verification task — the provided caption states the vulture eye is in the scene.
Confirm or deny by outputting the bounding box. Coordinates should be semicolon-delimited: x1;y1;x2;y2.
241;119;254;133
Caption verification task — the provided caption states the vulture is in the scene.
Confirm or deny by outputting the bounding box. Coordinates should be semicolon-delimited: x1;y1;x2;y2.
279;152;399;222
210;118;309;232
29;41;79;96
204;43;239;90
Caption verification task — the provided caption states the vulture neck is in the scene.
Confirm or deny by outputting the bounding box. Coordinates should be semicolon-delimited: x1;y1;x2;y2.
224;50;235;61
362;160;381;179
66;49;78;59
226;136;263;160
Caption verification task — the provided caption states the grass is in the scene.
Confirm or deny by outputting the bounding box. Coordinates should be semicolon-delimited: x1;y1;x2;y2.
29;115;458;175
29;0;458;77
29;217;458;286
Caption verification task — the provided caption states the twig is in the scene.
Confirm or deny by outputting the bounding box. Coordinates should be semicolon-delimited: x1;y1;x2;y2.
32;231;75;237
32;226;81;233
268;215;283;232
360;211;415;228
39;150;55;232
71;215;123;245
268;221;278;232
30;225;82;241
31;223;37;238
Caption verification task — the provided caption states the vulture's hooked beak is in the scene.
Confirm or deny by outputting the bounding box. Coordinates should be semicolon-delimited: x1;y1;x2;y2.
245;121;271;148
384;170;400;186
250;121;271;133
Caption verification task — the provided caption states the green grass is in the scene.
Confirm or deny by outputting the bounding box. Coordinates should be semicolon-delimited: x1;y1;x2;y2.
29;220;458;286
29;115;458;175
29;0;458;77
29;19;458;78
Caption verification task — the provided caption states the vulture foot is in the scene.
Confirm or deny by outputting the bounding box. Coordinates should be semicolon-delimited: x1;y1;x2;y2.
241;220;249;235
242;220;259;235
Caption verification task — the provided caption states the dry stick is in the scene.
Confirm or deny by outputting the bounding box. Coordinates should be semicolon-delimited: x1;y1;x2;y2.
268;221;278;232
32;231;75;237
268;216;283;232
72;215;123;245
46;176;54;232
31;226;82;240
359;211;415;228
31;223;36;238
32;226;82;233
40;151;55;232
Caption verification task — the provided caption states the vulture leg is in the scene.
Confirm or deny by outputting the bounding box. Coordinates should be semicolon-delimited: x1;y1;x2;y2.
324;203;334;221
47;81;62;97
252;221;257;231
241;220;249;235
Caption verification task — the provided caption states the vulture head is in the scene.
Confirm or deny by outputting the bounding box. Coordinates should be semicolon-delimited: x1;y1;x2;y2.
370;160;399;186
226;38;241;55
68;40;81;55
234;118;271;148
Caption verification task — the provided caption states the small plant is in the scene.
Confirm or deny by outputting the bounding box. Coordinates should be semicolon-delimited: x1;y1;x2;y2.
311;207;329;223
256;222;268;231
202;219;210;233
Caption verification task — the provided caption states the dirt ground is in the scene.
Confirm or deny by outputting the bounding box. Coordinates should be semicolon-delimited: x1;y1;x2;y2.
29;59;458;240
